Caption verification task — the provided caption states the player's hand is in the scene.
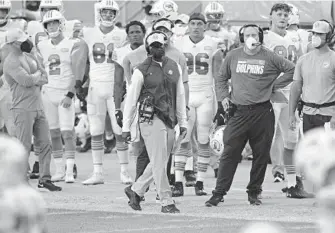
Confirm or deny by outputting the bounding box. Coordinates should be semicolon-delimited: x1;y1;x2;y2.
329;117;335;130
122;131;131;143
179;127;187;139
61;96;72;108
288;115;297;130
115;110;123;127
221;97;230;111
213;101;226;126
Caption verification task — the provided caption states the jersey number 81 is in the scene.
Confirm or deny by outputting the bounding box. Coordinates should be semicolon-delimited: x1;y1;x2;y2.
92;43;114;64
184;53;209;75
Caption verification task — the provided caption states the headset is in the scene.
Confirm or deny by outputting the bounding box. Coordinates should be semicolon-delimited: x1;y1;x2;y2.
239;24;264;44
145;30;168;54
152;17;175;31
318;19;334;43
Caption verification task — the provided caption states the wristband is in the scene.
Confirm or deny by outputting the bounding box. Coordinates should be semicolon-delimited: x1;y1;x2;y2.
66;92;75;99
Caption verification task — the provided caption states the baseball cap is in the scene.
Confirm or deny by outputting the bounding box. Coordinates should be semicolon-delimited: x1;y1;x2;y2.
146;32;167;46
175;14;190;24
189;12;206;24
310;20;331;34
5;28;29;44
153;19;173;31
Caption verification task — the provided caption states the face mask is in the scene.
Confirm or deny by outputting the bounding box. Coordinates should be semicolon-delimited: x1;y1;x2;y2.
245;37;258;50
48;30;60;38
312;35;322;48
20;40;33;53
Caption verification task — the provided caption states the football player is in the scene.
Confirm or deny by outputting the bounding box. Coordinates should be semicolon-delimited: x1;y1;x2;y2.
263;3;310;198
0;0;27;135
81;0;131;185
204;2;234;50
172;13;224;197
27;0;83;47
37;10;88;183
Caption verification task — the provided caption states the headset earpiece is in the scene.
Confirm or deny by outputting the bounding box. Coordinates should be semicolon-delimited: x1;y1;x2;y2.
239;24;264;44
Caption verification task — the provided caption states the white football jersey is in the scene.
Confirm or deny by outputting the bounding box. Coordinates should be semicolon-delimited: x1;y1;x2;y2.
83;26;127;82
263;30;300;64
175;35;219;91
38;38;79;90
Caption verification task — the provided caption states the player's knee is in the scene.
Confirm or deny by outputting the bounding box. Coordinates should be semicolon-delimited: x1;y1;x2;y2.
61;130;74;140
50;128;61;139
90;123;104;136
284;141;296;150
197;126;211;144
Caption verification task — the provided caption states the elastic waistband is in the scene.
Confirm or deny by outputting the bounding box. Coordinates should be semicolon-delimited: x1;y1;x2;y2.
236;101;271;110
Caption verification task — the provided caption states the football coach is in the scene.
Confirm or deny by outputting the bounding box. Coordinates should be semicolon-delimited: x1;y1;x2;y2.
206;24;295;206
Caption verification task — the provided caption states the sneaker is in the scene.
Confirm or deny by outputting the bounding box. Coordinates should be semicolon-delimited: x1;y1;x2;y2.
194;181;207;196
65;173;75;183
161;204;180;213
120;171;133;185
64;164;78;179
248;192;262;205
124;186;142;211
287;185;312;199
29;162;40;179
38;180;62;192
184;170;196;187
172;182;184;197
205;191;224;207
82;173;104;185
51;172;65;182
274;172;285;183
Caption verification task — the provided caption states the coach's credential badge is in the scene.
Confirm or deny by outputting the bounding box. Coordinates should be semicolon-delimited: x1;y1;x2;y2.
168;70;173;75
323;61;330;68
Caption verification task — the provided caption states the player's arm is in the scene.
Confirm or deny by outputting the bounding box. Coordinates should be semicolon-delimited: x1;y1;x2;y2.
122;56;132;84
178;52;189;106
289;57;303;118
176;64;187;128
71;39;89;96
212;48;225;82
122;69;144;133
114;61;125;110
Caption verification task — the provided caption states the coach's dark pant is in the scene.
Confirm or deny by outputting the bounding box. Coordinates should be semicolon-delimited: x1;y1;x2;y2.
213;101;275;196
303;113;331;133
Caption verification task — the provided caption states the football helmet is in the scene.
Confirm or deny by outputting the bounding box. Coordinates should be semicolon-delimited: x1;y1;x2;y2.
150;0;178;20
96;0;119;27
204;1;225;29
75;113;90;140
42;10;65;38
209;124;226;157
288;3;300;26
0;0;11;24
295;127;335;187
39;0;64;17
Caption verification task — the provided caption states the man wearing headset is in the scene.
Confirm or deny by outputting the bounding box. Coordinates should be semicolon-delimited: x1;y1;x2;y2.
289;20;335;133
205;24;295;207
122;31;187;213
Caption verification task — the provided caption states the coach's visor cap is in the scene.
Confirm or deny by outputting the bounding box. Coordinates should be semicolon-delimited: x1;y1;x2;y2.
310;21;331;34
189;12;206;24
5;28;29;44
153;19;173;31
146;32;167;46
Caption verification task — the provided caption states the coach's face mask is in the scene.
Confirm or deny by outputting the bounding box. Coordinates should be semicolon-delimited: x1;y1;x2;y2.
245;37;258;50
312;35;322;48
20;39;33;53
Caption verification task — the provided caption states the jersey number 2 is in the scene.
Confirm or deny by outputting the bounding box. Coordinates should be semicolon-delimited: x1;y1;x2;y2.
184;53;209;75
48;54;61;75
92;43;114;64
